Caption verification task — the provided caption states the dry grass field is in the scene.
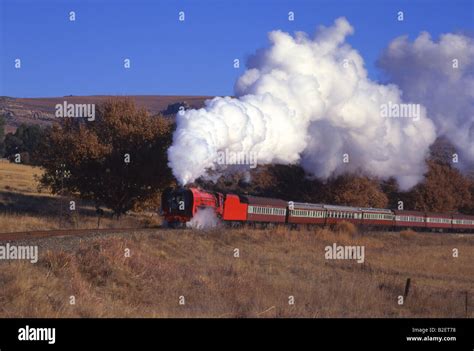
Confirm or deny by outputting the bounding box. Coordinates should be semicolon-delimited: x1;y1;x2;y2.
1;160;473;318
0;226;472;318
0;160;160;232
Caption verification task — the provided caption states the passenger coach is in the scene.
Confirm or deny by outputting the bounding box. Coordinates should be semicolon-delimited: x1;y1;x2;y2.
161;187;474;233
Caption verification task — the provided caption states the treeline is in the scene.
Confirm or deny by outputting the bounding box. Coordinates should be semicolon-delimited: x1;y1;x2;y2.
0;118;46;164
200;160;474;214
1;99;473;216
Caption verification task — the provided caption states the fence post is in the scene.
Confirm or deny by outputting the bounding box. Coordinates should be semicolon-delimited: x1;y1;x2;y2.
404;278;411;300
465;291;468;318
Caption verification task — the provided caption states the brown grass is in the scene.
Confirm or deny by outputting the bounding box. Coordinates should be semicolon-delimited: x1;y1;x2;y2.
0;160;44;194
0;161;160;233
1;162;473;317
0;227;472;318
400;229;417;239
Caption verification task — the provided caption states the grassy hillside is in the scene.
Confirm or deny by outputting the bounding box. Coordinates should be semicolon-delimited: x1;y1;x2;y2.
0;160;160;232
0;161;472;317
0;226;472;317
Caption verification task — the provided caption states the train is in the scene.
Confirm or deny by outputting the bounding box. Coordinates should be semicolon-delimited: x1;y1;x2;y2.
161;187;474;232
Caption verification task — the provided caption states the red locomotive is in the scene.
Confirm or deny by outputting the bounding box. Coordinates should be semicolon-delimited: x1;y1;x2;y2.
161;187;223;226
161;187;474;232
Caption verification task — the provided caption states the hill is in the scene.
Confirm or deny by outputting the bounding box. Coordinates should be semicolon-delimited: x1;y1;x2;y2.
0;95;211;133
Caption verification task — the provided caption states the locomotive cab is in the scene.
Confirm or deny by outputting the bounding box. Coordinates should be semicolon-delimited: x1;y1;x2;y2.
161;187;194;223
161;187;224;225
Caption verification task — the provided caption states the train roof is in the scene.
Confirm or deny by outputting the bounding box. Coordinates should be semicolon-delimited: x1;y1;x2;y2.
358;207;393;214
452;213;474;219
240;195;288;207
291;202;326;209
393;210;425;215
323;204;361;212
425;212;454;217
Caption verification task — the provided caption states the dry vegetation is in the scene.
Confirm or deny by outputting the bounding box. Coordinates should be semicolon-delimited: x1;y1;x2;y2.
0;226;472;318
0;160;160;232
1;161;473;318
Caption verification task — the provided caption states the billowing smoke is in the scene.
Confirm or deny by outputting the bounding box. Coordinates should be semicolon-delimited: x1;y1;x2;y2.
186;208;220;229
168;17;438;190
378;31;474;170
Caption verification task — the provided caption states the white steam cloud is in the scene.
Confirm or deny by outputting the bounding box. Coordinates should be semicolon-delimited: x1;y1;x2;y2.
186;208;220;229
378;31;474;170
168;17;439;190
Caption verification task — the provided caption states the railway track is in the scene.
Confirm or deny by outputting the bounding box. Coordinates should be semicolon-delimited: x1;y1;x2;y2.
0;227;162;242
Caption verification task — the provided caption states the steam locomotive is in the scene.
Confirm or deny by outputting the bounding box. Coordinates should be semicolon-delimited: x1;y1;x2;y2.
161;187;474;232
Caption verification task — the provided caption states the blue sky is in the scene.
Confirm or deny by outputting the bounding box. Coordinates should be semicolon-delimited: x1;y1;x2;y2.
0;0;472;97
